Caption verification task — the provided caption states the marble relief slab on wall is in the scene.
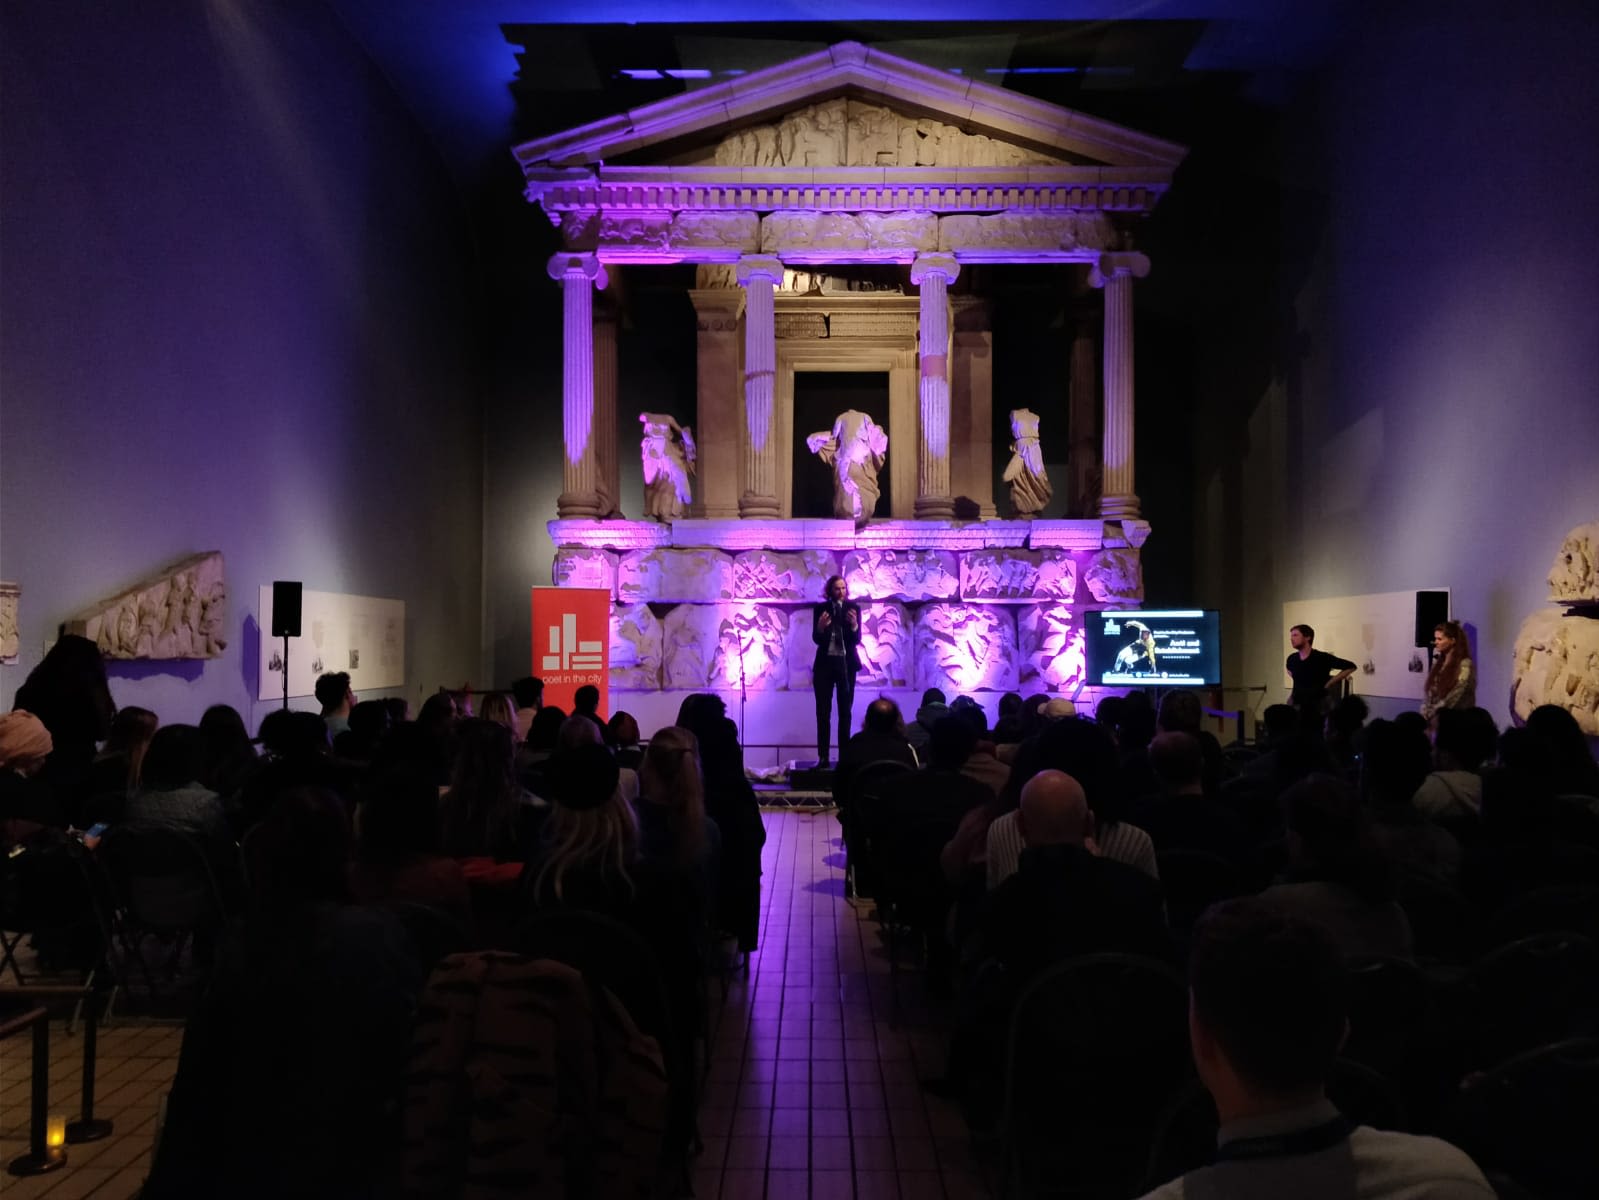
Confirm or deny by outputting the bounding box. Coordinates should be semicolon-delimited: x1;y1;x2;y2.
914;604;1018;695
1019;605;1087;692
554;548;617;597
1083;549;1143;604
609;604;662;690
842;549;959;602
1511;608;1599;735
0;583;18;663
786;610;817;691
660;605;720;690
858;602;913;688
708;605;790;691
960;550;1079;602
618;548;734;604
66;551;227;660
733;549;838;603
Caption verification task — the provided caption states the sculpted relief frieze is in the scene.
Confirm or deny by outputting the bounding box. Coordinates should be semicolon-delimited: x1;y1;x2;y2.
938;212;1118;253
599;212;758;252
707;99;1059;168
759;211;937;255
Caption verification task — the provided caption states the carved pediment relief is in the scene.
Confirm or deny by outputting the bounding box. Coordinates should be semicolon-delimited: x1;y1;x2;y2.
698;99;1064;169
598;211;759;253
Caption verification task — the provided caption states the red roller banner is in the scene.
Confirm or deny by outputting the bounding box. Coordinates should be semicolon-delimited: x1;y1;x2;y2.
530;587;610;717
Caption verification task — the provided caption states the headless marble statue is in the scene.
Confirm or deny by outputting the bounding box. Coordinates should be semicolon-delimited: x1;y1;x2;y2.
1002;407;1052;518
640;413;696;522
806;409;888;522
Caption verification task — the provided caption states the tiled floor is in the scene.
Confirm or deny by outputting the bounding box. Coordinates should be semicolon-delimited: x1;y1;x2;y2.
0;809;989;1198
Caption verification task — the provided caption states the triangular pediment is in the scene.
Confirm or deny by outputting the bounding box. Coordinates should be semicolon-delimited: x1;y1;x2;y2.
513;41;1186;174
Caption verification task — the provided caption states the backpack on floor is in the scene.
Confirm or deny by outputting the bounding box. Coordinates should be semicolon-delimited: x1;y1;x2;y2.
401;950;669;1199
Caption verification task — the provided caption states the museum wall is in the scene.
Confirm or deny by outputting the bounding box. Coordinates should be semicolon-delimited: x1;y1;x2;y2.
0;0;482;727
1190;0;1599;723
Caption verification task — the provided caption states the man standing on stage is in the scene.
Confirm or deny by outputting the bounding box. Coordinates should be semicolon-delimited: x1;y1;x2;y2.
813;574;863;765
1285;624;1356;721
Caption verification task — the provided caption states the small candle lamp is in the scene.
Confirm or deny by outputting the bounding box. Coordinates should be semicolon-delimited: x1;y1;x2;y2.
45;1115;66;1161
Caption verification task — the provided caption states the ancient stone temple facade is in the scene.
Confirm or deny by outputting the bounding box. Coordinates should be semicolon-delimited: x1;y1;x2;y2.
516;42;1185;719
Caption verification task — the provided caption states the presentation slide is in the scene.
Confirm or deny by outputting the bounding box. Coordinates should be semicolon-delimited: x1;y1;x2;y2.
1085;609;1222;687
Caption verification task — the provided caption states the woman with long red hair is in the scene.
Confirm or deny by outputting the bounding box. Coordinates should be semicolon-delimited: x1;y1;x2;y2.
1421;619;1475;721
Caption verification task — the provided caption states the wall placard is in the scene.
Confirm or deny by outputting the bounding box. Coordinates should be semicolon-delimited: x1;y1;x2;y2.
258;586;405;700
1282;588;1448;701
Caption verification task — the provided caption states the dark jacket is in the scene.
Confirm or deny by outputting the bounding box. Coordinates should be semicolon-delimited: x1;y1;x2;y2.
812;601;864;673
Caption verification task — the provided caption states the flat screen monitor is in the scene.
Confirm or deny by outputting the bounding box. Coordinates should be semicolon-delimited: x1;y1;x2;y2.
1084;609;1222;687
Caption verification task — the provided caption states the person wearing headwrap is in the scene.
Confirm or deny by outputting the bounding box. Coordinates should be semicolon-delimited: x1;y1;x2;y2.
0;710;62;831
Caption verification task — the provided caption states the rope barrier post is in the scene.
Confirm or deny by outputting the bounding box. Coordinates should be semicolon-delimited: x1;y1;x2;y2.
5;1009;67;1176
67;984;114;1143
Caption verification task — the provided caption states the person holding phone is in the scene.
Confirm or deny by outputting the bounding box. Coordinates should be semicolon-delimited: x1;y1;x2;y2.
812;575;863;765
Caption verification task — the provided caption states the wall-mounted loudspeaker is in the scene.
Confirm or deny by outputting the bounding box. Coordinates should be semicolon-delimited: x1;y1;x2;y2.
271;581;303;638
1414;590;1449;648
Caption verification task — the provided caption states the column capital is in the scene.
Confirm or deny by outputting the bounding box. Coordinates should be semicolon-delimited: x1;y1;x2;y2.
547;251;608;289
1088;252;1150;289
735;255;784;286
910;253;961;287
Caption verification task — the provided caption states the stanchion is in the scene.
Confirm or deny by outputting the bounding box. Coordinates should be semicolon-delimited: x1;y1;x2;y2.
67;984;113;1143
4;1008;68;1176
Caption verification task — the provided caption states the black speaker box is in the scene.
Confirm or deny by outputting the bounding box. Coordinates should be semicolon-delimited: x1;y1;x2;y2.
1414;590;1449;647
271;581;303;638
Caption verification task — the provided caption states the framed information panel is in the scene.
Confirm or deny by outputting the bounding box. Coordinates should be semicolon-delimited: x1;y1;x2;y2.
258;586;405;700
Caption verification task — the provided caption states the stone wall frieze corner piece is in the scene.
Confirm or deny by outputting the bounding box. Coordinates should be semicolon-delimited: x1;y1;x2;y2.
66;550;228;660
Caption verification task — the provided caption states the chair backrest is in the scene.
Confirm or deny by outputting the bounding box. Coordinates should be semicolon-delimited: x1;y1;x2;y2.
1448;1037;1599;1198
1397;872;1476;964
1155;849;1248;938
1004;953;1191;1198
515;908;670;1041
99;822;227;933
386;901;473;977
1459;932;1599;1069
1485;884;1599;951
1343;955;1436;1077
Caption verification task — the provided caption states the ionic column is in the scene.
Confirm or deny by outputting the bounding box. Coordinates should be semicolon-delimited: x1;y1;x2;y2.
593;299;620;518
736;255;783;519
1089;251;1150;521
548;252;608;520
911;253;960;521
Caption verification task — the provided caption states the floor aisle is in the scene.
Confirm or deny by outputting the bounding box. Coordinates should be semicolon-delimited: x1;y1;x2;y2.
694;809;991;1200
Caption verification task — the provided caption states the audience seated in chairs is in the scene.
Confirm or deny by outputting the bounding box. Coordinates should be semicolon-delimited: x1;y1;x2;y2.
1262;774;1414;961
1413;706;1498;827
559;711;638;802
0;710;62;832
127;724;232;846
904;686;947;756
987;716;1158;888
835;697;918;798
13;633;117;824
635;724;722;905
609;710;645;771
439;717;544;862
83;705;158;824
1128;730;1252;862
332;698;392;764
1137;896;1493;1199
953;697;1011;799
675;693;766;954
147;787;423;1200
350;764;472;929
1362;718;1462;887
196;703;256;812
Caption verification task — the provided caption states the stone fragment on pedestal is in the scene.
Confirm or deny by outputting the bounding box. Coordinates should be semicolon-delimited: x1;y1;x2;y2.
610;604;662;689
1511;608;1599;735
842;549;959;602
1019;605;1087;691
617;549;734;604
858;602;913;688
708;605;790;691
914;604;1019;694
1548;521;1599;602
733;550;838;602
553;548;617;596
1083;549;1143;604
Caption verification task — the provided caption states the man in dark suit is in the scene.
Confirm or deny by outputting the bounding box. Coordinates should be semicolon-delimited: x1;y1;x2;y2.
812;574;862;764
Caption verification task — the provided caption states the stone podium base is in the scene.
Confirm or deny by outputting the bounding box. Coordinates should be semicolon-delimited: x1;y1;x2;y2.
548;517;1150;700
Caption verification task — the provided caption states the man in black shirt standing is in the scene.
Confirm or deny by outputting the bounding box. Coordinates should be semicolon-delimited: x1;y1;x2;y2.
1285;624;1356;722
812;574;862;765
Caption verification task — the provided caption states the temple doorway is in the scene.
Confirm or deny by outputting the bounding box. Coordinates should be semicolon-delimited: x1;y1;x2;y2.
791;371;890;519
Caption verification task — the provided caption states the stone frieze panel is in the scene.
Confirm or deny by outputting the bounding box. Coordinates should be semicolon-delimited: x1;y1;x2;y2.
609;603;662;690
959;550;1080;602
842;549;960;602
914;604;1019;695
707;604;790;691
733;549;838;603
858;602;913;689
553;547;617;597
1549;521;1599;603
1511;609;1599;735
1083;549;1143;604
1019;605;1087;692
617;548;734;604
67;551;227;660
937;212;1117;254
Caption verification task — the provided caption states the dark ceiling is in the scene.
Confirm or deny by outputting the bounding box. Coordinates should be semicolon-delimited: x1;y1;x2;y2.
328;2;1353;196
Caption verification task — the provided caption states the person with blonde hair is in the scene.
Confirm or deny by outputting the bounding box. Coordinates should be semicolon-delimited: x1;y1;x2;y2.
478;692;519;738
526;743;638;909
637;726;721;895
1420;620;1475;722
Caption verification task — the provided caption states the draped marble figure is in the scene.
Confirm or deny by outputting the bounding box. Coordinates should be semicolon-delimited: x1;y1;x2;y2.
640;413;696;522
1003;407;1051;518
806;409;888;521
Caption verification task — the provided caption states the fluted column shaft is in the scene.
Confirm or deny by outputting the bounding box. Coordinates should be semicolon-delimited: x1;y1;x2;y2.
549;252;607;519
593;304;620;518
912;253;960;521
737;255;783;519
1089;252;1150;521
